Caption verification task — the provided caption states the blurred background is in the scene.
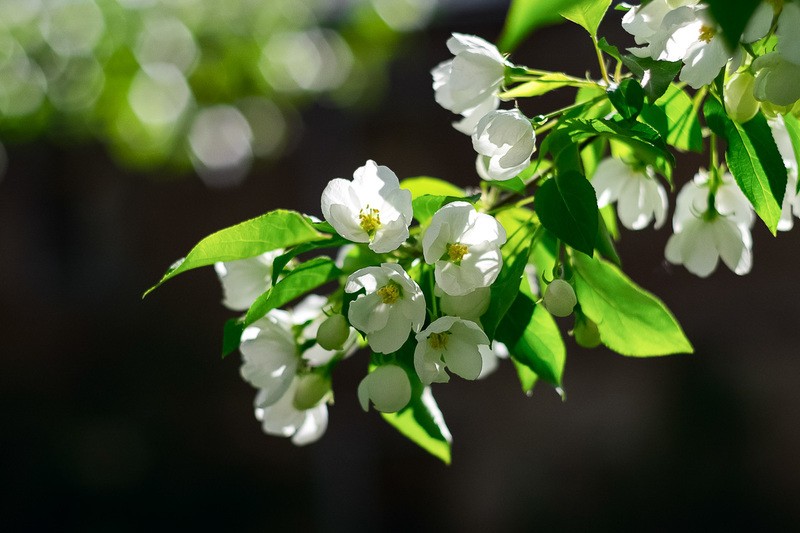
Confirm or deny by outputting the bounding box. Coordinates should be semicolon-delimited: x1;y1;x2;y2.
2;0;800;530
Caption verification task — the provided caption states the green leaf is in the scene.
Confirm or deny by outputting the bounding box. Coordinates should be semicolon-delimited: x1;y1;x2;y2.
620;55;682;103
597;37;621;61
271;236;350;284
535;170;599;256
400;176;464;199
381;386;452;464
543;118;675;175
608;78;645;120
497;283;566;387
705;0;762;50
244;257;341;327
222;318;245;358
144;210;325;297
412;193;481;225
572;252;693;356
640;84;702;152
500;73;586;99
513;359;539;395
782;114;800;192
499;0;587;52
489;176;527;194
559;0;612;38
707;100;787;234
482;230;534;340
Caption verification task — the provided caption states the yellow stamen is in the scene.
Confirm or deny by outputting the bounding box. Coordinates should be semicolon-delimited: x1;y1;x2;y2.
359;207;381;237
376;281;402;304
446;242;469;264
699;25;716;43
428;332;449;351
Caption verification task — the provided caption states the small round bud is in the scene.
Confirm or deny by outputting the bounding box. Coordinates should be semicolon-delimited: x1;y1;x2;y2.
292;373;331;411
724;70;759;123
316;314;350;351
357;365;411;413
543;279;577;317
573;314;601;348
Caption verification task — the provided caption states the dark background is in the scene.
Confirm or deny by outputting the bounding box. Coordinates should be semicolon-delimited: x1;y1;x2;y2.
2;3;800;531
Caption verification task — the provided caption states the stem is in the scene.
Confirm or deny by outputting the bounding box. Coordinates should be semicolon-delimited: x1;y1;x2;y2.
592;36;611;86
532;94;607;123
428;266;439;319
707;133;721;216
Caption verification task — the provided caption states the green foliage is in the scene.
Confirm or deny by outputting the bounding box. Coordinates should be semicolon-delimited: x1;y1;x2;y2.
245;257;342;327
608;79;645;121
496;279;566;387
482;232;535;340
705;0;763;49
705;99;788;234
144;210;325;297
572;253;693;357
621;55;683;103
411;193;481;225
400;177;464;199
639;84;703;153
559;0;613;38
535;171;599;256
513;360;539;395
500;73;588;99
782;114;800;192
499;0;588;52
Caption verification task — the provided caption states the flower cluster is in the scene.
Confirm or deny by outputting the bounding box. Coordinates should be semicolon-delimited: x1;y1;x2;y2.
152;2;800;460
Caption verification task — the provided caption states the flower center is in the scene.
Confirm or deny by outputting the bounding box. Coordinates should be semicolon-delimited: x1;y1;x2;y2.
698;25;716;43
359;206;381;237
428;332;449;351
376;281;402;304
446;242;469;264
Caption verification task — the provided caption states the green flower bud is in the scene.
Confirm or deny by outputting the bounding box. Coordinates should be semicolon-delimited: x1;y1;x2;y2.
292;373;332;411
316;314;350;351
573;313;601;348
543;279;577;317
724;70;759;123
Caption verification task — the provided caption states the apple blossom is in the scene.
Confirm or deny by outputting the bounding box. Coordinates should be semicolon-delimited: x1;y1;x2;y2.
472;109;536;181
345;263;426;354
422;201;507;296
214;250;283;311
239;311;298;406
254;378;328;446
414;316;491;385
432;33;507;131
665;171;755;277
357;364;412;413
590;157;668;230
321;160;413;253
751;52;800;107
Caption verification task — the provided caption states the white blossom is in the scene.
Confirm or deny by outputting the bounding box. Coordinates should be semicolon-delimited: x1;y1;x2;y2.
240;311;298;406
357;364;412;413
591;157;668;230
214;250;283;311
472;109;536;181
751;52;800;107
665;171;754;277
622;1;773;90
254;378;328;446
414;316;491;385
321;160;413;253
776;2;800;65
477;341;508;380
432;33;507;132
422;201;507;296
345;263;426;354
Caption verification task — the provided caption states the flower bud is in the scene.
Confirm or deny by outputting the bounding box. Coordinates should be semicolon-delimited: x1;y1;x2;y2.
724;70;759;123
292;373;332;411
316;314;350;351
357;365;412;413
573;313;601;348
543;279;577;317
